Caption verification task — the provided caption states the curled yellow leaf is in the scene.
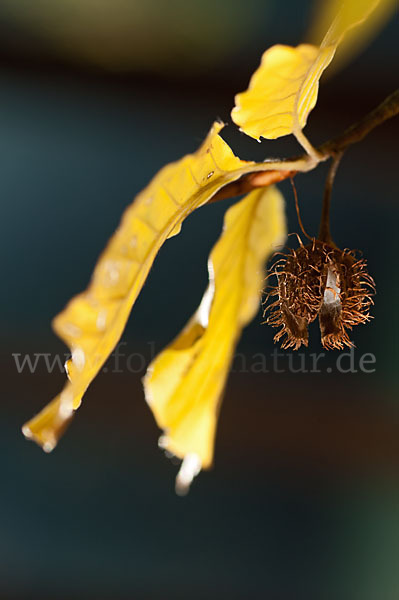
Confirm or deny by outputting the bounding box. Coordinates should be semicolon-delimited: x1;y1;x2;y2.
231;0;381;149
143;186;286;493
22;122;274;451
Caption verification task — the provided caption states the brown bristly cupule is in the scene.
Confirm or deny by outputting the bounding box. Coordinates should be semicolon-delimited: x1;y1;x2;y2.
263;169;375;350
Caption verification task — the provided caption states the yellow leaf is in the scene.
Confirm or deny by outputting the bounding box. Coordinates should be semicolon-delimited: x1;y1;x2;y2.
143;186;286;493
308;0;396;73
22;122;283;452
231;0;381;149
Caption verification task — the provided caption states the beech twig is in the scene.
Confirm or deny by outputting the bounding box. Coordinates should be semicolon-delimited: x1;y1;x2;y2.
318;152;343;244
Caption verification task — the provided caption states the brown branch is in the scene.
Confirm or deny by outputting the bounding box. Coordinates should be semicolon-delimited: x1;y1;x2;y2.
320;89;399;155
211;89;399;203
209;170;297;203
318;152;343;244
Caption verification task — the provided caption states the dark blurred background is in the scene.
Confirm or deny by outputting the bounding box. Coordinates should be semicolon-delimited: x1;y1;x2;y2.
1;1;398;598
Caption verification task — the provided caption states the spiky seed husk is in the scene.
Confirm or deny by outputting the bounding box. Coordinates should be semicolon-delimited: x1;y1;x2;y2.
264;239;375;350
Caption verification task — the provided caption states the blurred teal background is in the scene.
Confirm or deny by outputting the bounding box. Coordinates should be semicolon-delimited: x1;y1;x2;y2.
0;1;398;598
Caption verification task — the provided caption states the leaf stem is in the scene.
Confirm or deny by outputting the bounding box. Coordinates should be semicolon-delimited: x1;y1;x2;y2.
294;129;321;163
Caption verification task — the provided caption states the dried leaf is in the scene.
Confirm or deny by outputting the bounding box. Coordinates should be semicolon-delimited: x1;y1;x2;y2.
231;0;381;147
143;186;286;493
22;122;280;451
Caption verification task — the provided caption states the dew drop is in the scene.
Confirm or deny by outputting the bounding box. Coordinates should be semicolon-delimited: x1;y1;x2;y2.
63;323;81;338
104;260;120;285
59;403;73;419
60;389;74;413
72;347;85;371
22;425;32;439
96;309;107;331
43;441;55;453
175;453;202;496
